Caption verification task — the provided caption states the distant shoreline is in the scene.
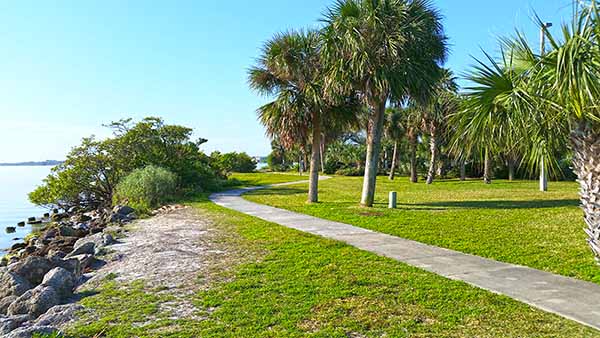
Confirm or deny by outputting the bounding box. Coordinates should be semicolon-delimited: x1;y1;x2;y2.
0;160;62;167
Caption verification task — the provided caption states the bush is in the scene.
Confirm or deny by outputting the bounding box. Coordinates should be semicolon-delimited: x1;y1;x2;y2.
210;151;257;174
114;166;177;213
335;167;365;176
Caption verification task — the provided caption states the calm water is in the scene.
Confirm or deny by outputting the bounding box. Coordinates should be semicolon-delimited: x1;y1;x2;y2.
0;166;50;255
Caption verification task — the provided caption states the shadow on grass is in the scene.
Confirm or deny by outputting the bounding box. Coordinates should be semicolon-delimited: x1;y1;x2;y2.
246;187;307;196
402;199;579;210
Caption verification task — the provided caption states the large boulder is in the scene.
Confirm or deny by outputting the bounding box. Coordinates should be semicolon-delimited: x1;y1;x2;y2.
33;304;83;327
41;268;75;298
0;271;32;299
0;315;30;335
0;296;18;315
8;257;53;285
7;285;61;318
6;325;58;338
65;242;95;258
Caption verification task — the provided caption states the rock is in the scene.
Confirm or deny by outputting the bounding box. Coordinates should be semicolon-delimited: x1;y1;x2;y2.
7;285;61;318
0;296;18;315
72;214;92;223
0;256;8;267
0;315;30;335
8;257;53;285
41;268;75;298
10;243;26;251
6;227;16;233
114;205;135;216
43;213;50;218
33;303;83;327
57;225;76;237
102;233;114;246
16;222;25;227
6;325;58;338
0;271;32;299
70;254;100;271
65;242;95;258
50;213;67;222
48;257;81;278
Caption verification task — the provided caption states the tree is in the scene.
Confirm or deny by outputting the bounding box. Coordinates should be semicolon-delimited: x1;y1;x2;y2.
456;2;600;261
29;118;219;210
322;0;447;206
421;69;458;184
385;108;405;180
249;30;355;203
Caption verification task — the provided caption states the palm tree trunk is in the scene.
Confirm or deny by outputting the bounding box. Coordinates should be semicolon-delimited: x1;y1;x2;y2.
361;99;386;207
571;121;600;263
389;141;398;180
460;160;466;181
508;157;515;181
320;137;326;174
409;131;418;183
483;148;492;184
308;112;321;203
426;129;437;185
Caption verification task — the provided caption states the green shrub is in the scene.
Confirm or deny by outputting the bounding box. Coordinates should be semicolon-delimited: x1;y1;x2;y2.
114;166;177;213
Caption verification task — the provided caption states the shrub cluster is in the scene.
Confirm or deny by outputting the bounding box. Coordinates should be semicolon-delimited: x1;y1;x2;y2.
29;117;224;211
113;166;177;213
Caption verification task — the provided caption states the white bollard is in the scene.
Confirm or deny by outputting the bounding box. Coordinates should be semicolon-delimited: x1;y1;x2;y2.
389;191;397;209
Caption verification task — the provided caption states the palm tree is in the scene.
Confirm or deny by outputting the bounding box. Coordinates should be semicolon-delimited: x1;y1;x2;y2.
422;69;459;184
451;49;532;185
385;108;405;180
322;0;447;207
248;30;325;203
456;3;600;260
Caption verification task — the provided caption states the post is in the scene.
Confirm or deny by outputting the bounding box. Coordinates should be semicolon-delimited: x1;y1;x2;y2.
539;22;552;192
388;191;397;209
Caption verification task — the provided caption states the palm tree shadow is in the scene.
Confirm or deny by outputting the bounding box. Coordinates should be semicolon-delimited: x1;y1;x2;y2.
246;187;307;196
401;199;579;210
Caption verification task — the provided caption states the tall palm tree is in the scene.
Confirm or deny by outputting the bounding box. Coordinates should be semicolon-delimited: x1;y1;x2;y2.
385;108;405;180
422;69;459;184
248;30;325;203
456;2;600;260
322;0;447;207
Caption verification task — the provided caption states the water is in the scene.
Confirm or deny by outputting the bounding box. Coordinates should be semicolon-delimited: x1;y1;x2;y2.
0;166;51;255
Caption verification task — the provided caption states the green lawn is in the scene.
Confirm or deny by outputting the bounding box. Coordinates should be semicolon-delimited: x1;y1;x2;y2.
67;193;600;337
239;174;600;284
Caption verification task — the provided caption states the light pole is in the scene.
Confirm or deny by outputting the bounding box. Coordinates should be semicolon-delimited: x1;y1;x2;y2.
539;22;552;192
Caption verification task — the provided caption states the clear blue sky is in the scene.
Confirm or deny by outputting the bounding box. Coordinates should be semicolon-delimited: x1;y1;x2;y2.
0;0;574;162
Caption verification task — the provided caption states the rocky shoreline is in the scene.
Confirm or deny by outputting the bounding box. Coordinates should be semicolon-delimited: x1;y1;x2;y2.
0;204;181;337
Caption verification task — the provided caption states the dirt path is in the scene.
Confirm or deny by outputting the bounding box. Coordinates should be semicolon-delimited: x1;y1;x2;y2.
81;207;228;320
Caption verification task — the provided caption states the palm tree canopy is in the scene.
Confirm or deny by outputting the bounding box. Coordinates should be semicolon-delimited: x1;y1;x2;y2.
321;0;448;105
248;30;323;148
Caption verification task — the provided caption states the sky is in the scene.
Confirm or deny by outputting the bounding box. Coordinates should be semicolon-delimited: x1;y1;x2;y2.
0;0;575;162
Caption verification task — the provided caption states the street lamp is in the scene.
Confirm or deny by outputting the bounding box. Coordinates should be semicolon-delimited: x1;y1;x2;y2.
539;22;552;192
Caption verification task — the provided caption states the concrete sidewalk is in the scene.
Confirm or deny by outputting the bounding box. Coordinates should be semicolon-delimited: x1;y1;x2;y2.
210;181;600;331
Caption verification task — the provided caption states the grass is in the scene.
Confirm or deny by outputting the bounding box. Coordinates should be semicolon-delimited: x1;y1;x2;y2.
64;186;600;337
240;174;600;284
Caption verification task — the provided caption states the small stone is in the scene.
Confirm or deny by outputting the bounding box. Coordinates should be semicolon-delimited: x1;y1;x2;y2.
102;233;114;246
